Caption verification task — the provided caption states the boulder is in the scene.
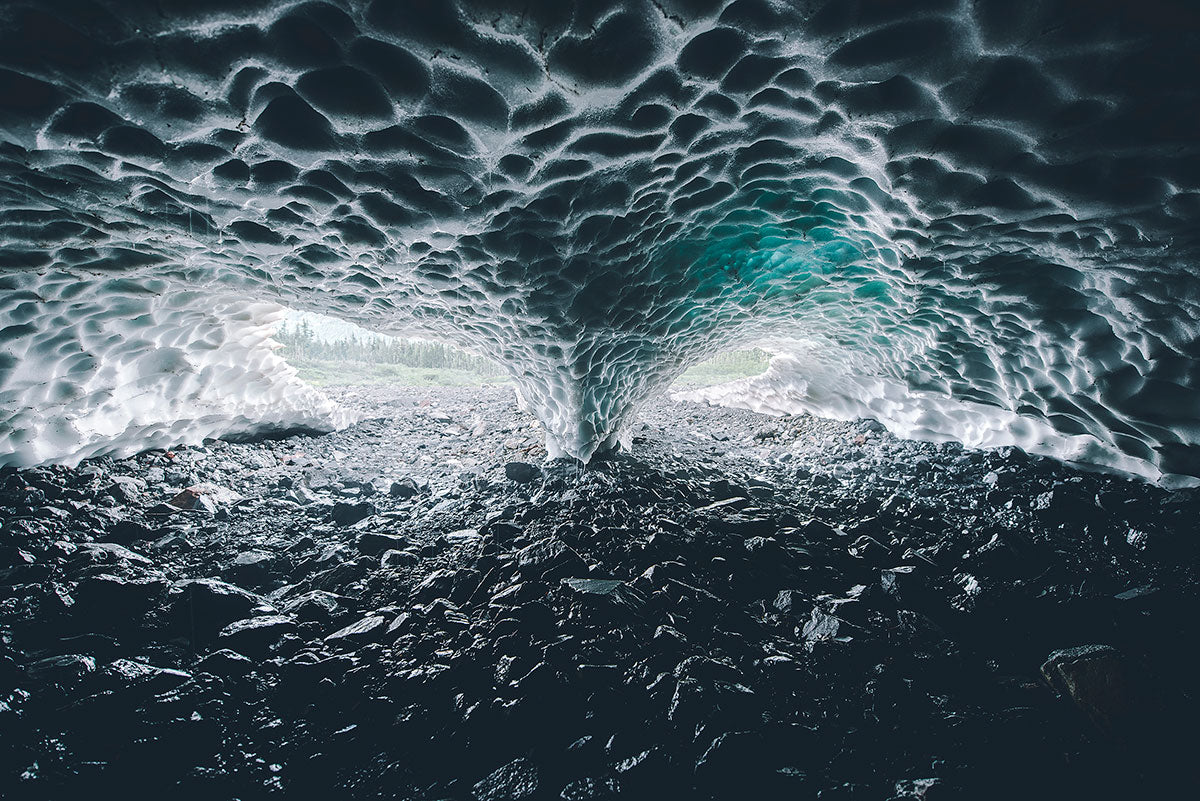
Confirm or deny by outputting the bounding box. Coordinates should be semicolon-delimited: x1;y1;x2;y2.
218;615;296;657
170;578;274;638
324;614;389;647
389;478;422;498
105;476;144;503
559;777;620;800
773;589;802;615
357;531;411;556
226;550;277;585
71;542;152;568
1031;485;1097;525
194;648;255;678
108;519;155;544
283;590;348;623
26;653;96;685
561;577;645;613
695;731;764;786
1040;644;1143;740
473;757;539;801
801;608;848;647
331;501;375;526
102;658;191;692
515;537;587;580
380;549;418;568
505;462;541;483
73;574;166;615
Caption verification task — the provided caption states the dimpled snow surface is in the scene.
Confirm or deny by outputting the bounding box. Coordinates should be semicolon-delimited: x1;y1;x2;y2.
0;0;1199;483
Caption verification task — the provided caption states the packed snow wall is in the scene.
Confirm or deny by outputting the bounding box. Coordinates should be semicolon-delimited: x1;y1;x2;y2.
0;0;1198;481
0;272;352;466
674;342;1188;485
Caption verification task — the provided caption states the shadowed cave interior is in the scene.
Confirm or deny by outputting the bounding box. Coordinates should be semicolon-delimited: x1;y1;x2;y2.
1;1;1199;799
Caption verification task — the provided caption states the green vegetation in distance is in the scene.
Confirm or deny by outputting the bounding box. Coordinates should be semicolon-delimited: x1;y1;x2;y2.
673;348;771;389
277;317;505;378
276;317;770;388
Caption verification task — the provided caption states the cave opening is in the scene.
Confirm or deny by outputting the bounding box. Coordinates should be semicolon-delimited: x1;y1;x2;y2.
1;0;1199;799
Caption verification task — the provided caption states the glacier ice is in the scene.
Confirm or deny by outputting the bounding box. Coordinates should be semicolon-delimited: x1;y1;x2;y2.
675;342;1182;485
0;0;1198;481
0;272;352;467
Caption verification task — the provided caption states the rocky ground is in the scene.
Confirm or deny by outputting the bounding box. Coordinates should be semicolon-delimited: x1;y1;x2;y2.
1;385;1198;800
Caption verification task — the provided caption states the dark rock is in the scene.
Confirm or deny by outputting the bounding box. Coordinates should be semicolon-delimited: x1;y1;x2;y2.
105;476;144;503
890;778;944;799
950;572;982;612
0;546;36;569
667;674;757;730
73;574;166;615
283;589;348;623
1040;644;1144;741
505;462;541;483
969;531;1024;577
801;608;846;646
226;550;276;585
72;542;153;567
712;514;776;537
0;384;1194;799
357;531;411;555
108;519;154;544
1124;528;1151;551
218;615;296;657
473;757;539;801
653;624;687;651
1113;584;1159;603
483;521;523;543
412;568;457;602
324;614;389;647
194;648;254;678
170;578;274;638
515;537;587;580
559;776;620;800
151;532;191;552
611;746;671;792
102;658;191;691
1031;485;1097;525
331;500;375;526
26;653;96;685
879;566;924;603
446;528;481;546
773;589;803;615
389;478;422;498
708;479;748;500
561;577;645;613
744;535;786;562
380;548;418;568
311;556;373;591
696;731;765;785
53;633;121;661
674;655;744;685
847;534;892;562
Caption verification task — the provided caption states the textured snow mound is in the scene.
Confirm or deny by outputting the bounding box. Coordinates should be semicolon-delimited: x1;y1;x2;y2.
676;343;1189;486
0;1;1198;477
0;272;351;467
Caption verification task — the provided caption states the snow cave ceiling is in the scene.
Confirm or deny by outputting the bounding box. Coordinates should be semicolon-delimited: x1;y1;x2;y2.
1;0;1199;482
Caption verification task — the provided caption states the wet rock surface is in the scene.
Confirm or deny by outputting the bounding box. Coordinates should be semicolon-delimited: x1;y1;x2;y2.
1;386;1197;800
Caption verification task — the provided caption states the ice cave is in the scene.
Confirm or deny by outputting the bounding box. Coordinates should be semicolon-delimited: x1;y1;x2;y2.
1;1;1198;799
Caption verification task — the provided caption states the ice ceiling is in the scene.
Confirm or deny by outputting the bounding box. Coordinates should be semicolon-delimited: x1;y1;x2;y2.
1;0;1199;482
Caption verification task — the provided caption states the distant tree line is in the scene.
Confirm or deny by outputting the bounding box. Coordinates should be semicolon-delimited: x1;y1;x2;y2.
276;319;504;375
693;348;771;371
